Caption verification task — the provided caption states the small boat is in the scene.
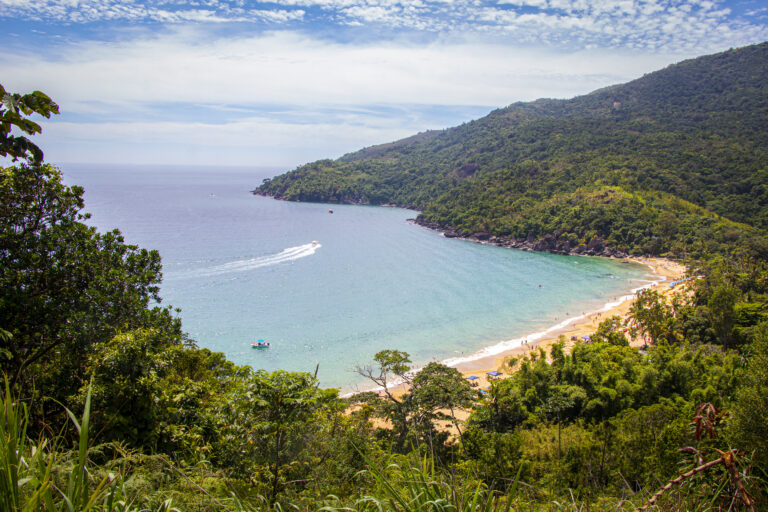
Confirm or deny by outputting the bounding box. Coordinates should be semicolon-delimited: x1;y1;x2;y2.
251;339;270;349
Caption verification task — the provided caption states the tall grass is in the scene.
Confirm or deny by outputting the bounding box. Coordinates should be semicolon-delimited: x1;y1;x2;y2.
0;378;53;510
324;451;521;512
0;378;180;512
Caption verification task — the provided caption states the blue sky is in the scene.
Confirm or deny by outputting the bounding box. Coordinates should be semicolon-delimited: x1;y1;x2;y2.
2;0;767;168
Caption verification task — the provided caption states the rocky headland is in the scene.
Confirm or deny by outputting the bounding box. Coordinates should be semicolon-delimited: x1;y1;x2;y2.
411;218;630;258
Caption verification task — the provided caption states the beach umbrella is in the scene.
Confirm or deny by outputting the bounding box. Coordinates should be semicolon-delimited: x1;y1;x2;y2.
582;335;591;341
466;375;479;380
487;371;502;376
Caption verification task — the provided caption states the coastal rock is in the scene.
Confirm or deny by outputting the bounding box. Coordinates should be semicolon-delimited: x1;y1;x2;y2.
533;236;553;252
412;217;635;259
587;237;604;252
341;198;371;205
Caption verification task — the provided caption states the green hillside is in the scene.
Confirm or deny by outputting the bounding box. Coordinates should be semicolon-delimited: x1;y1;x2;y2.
257;42;768;258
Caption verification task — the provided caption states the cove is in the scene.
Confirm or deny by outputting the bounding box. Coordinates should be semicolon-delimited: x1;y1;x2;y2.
62;163;651;390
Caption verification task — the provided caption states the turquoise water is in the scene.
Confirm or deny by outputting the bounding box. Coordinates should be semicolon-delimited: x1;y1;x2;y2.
61;164;651;390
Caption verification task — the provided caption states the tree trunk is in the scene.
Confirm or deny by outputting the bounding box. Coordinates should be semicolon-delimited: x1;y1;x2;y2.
557;414;562;489
450;405;466;453
270;429;283;504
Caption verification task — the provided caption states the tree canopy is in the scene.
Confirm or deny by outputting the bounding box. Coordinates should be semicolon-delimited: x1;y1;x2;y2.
0;163;181;416
1;84;59;164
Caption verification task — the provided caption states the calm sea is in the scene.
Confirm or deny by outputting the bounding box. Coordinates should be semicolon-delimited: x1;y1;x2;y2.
61;164;651;390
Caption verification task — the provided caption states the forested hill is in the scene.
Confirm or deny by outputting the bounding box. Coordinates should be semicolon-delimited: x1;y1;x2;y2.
256;41;768;259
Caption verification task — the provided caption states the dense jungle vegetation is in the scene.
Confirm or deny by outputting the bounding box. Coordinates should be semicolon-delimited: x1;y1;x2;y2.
2;43;768;511
257;42;768;259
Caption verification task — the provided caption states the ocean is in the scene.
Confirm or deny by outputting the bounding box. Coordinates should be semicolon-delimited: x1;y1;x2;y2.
61;163;652;390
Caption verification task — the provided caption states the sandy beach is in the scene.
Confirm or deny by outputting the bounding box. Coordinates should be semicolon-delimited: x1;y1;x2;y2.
450;256;687;390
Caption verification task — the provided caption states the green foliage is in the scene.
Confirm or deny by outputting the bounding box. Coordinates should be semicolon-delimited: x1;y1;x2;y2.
470;340;739;433
355;350;415;451
0;163;181;425
411;363;476;451
629;289;675;345
84;329;181;448
728;322;768;471
460;429;523;491
350;450;519;512
1;83;59;163
0;377;164;512
708;283;739;350
0;377;50;511
591;316;628;346
357;353;479;456
370;350;412;383
607;400;692;491
234;370;338;503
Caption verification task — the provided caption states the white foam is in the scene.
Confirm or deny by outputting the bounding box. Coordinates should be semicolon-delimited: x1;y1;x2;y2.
184;242;321;278
439;261;665;367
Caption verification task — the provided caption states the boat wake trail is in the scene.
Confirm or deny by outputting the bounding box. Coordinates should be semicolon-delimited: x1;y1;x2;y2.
191;242;321;278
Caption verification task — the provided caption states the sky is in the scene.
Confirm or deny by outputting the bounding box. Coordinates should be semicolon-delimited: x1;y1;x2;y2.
1;1;767;168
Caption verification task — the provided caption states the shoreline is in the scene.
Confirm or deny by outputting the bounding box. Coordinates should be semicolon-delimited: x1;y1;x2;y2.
449;256;685;387
343;256;686;397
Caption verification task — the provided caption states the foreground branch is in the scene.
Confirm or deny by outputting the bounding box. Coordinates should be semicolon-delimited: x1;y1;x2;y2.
636;449;755;512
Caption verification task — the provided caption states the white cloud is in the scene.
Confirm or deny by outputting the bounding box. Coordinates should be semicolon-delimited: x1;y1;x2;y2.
35;112;429;166
1;30;686;110
2;0;767;54
342;6;394;23
0;28;702;165
496;0;547;7
0;0;304;24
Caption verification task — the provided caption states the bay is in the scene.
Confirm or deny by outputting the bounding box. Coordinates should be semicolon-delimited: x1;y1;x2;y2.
61;163;650;390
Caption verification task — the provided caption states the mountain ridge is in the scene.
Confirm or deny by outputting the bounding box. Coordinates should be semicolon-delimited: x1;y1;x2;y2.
256;41;768;259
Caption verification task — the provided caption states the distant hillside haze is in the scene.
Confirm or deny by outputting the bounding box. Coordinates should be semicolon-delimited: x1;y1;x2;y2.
257;42;768;259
